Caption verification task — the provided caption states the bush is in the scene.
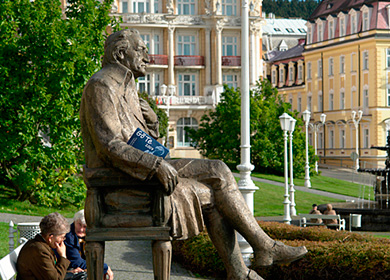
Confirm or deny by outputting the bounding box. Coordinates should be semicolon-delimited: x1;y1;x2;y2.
172;221;390;280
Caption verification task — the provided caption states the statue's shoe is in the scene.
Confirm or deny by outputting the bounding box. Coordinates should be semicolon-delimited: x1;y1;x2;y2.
255;241;308;267
246;269;265;280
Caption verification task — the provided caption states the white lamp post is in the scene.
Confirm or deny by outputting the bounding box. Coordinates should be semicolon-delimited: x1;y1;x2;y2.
287;116;297;217
302;110;311;188
310;113;326;174
351;110;363;171
279;113;291;224
160;84;175;147
236;0;257;265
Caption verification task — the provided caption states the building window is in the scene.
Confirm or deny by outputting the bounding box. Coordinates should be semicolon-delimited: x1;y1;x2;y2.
222;36;238;56
317;59;322;78
362;10;369;31
363;128;369;148
271;69;276;84
177;117;198;147
340;56;345;74
177;0;195;15
363;88;369;110
329;129;334;149
289;66;294;82
340;128;345;149
222;0;237;16
133;0;149;13
329;92;334;110
153;34;161;54
140;34;150;48
350;13;357;34
154;73;162;95
387;88;390;106
340;91;345;109
329;57;334;76
298;64;303;80
177;35;196;55
339;16;346;37
178;74;197;96
386;49;390;68
363;51;369;70
318;131;323;149
328;19;334;39
137;74;150;94
307;25;312;44
153;0;160;13
317;21;323;41
318;92;323;111
298;97;302;112
121;0;129;13
308;96;312;112
223;74;238;89
279;68;284;84
307;62;312;79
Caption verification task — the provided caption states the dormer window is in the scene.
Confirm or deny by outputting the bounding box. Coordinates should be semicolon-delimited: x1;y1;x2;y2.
306;23;313;44
298;28;306;33
286;28;294;33
361;5;372;32
316;19;323;42
338;12;346;37
349;9;358;34
327;15;335;39
327;3;333;9
274;28;281;32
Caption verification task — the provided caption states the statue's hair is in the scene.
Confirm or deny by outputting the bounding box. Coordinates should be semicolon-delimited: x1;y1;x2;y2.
103;29;140;66
73;209;86;225
40;212;70;236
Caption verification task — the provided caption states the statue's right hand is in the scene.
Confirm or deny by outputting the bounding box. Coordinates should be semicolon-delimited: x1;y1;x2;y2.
156;161;178;195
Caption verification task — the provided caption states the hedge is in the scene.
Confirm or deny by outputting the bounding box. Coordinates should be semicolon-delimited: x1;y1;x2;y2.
172;221;390;280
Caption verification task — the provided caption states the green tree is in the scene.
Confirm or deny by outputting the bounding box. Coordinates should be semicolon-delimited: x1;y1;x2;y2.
262;0;320;20
0;0;119;207
188;80;316;177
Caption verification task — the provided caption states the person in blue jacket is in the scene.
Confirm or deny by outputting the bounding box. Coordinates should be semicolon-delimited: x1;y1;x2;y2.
65;210;114;280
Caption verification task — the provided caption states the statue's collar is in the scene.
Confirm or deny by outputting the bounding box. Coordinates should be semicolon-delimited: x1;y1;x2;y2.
104;62;134;86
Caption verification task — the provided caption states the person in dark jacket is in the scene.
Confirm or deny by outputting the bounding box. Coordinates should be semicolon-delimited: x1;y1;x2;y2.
65;210;114;280
17;212;72;280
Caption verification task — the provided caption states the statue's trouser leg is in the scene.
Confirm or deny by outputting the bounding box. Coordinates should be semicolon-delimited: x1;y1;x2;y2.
152;240;172;280
203;206;249;280
85;241;105;280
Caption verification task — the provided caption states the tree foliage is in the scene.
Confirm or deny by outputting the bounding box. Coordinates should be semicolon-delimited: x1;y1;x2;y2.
188;80;316;177
0;0;119;207
262;0;320;20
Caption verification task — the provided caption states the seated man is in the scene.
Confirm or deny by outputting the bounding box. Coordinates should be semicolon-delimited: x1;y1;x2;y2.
80;28;308;280
65;210;114;280
309;203;323;224
17;213;72;280
324;203;338;230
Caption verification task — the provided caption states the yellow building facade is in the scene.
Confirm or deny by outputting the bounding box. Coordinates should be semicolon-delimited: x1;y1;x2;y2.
111;0;264;158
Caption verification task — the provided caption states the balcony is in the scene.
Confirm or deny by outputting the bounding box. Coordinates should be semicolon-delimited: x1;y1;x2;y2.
148;54;168;65
174;56;204;66
222;56;241;66
153;95;215;106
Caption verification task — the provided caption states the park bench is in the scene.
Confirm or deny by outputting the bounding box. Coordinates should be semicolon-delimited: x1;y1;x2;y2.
83;166;172;280
0;240;27;280
299;213;346;231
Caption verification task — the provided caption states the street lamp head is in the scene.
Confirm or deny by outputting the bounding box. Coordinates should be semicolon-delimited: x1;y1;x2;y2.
288;117;296;133
279;113;291;132
168;84;176;96
351;110;356;120
358;110;363;120
160;84;167;96
302;110;311;125
320;113;326;124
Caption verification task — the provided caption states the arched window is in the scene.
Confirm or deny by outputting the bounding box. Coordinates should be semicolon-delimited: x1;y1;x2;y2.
177;117;198;147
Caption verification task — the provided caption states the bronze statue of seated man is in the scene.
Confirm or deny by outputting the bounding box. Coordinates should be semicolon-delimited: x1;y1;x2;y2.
80;29;307;280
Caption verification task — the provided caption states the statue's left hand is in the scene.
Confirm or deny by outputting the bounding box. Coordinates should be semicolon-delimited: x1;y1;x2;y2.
139;97;158;124
156;161;178;195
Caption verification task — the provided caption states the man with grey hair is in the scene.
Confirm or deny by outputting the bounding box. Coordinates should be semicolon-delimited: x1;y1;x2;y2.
65;210;114;279
17;212;71;280
80;29;307;280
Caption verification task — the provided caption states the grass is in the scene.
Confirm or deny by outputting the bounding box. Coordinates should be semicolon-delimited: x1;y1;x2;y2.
251;172;375;200
253;180;344;216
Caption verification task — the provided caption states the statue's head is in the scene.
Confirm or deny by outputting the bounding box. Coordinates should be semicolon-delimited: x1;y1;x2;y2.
103;29;149;79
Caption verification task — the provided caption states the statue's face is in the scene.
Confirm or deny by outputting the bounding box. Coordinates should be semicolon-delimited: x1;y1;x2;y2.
121;34;149;78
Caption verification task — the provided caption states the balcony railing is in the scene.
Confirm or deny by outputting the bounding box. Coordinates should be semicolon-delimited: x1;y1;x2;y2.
148;54;168;65
153;95;215;106
174;56;204;66
222;56;241;66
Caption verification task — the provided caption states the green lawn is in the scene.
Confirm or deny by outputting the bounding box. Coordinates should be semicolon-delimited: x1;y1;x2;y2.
253;180;344;217
251;172;375;201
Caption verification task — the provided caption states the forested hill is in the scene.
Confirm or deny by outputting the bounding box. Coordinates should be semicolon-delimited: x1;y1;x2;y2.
262;0;320;20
